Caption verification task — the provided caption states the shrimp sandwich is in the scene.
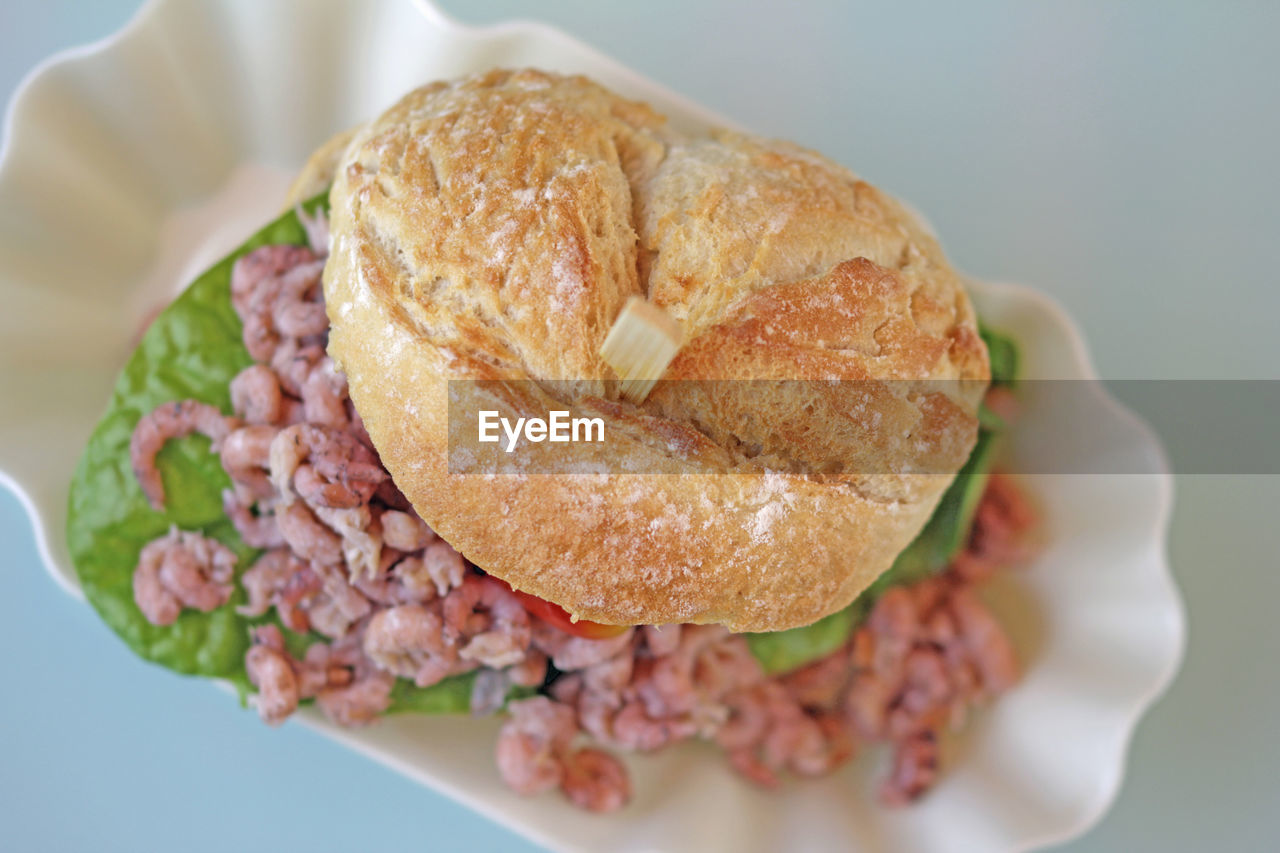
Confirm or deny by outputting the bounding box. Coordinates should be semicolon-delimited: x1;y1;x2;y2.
68;68;1033;812
311;69;988;633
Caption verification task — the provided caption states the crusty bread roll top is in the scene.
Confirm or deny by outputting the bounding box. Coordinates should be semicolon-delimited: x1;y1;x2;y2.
319;69;988;632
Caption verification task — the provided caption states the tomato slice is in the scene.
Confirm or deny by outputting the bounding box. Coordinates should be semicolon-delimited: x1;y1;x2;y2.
494;579;630;639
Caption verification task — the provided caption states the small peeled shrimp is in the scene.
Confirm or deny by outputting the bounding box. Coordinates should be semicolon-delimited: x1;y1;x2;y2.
632;625;727;717
276;500;344;565
310;635;396;726
363;603;461;687
245;625;300;725
581;650;634;698
269;423;385;509
716;687;772;751
641;624;682;657
272;259;328;339
219;424;279;501
310;503;381;580
230;244;316;319
759;704;833;778
270;339;324;398
560;748;631;813
948;587;1019;694
506;648;549;688
444;575;534;668
130;400;237;510
232;246;314;362
132;526;235;626
609;700;698;752
867;586;918;684
229;364;283;425
880;731;940;805
221;489;284;549
779;647;852;711
495;697;578;796
539;627;635;671
420;540;465;597
236;547;320;633
383;556;439;602
300;357;350;429
379;509;432;552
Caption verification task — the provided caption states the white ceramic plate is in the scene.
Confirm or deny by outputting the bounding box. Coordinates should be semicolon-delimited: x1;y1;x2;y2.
0;1;1185;850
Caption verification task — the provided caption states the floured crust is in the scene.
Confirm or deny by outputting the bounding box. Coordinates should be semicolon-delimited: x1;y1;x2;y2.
322;69;988;631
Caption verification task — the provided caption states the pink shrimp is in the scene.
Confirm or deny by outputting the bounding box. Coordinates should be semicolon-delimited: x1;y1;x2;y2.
300;357;349;429
311;634;396;726
221;489;284;549
880;732;940;806
640;624;682;657
229;364;283;425
363;603;462;687
130;400;237;510
315;668;395;726
685;634;763;706
610;700;698;752
561;748;631;813
269;423;385;509
843;671;896;740
219;424;279;501
867;586;918;685
716;688;772;751
632;625;733;717
132;527;235;626
309;561;373;625
537;626;635;671
779;646;852;711
419;540;465;596
245;625;301;725
727;747;781;789
230;244;316;319
269;339;325;398
352;554;436;607
953;473;1038;581
495;697;578;796
379;509;432;552
948;587;1019;694
444;575;534;668
506;648;549;688
276;500;344;565
581;650;634;697
381;555;438;602
272;258;328;339
760;705;831;778
236;548;320;633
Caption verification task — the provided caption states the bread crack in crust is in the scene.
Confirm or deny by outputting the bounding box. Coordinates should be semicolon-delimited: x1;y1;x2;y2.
322;69;988;631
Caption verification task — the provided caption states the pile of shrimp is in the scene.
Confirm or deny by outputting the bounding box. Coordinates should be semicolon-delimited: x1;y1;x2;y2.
128;224;1036;812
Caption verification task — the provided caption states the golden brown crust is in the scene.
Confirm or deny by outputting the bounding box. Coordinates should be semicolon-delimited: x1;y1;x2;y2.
323;69;988;631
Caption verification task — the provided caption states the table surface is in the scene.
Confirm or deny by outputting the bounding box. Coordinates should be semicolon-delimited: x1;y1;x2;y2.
1;2;1277;851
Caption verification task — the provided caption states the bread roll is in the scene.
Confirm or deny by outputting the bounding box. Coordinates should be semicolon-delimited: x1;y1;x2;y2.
322;69;988;631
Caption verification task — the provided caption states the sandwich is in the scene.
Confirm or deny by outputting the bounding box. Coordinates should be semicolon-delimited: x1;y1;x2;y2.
68;69;1035;811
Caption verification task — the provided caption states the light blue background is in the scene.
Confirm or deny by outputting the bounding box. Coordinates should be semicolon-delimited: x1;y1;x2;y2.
2;2;1277;851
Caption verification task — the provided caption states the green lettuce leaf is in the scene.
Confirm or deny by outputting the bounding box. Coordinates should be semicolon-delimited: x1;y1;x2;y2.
746;325;1019;675
65;196;472;713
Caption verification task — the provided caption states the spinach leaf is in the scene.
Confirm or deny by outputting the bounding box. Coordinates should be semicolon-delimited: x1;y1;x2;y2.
65;196;472;713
